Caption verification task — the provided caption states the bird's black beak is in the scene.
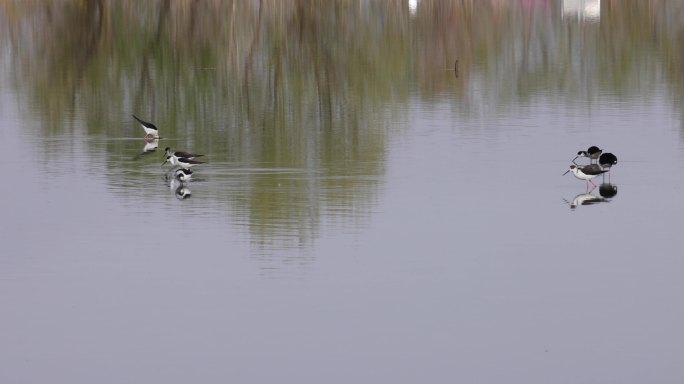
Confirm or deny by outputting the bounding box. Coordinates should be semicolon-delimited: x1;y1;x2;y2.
562;170;570;176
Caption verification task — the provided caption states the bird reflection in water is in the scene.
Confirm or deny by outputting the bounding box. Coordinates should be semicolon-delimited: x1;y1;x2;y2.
165;173;192;200
598;183;618;198
174;184;192;200
133;139;159;160
140;139;159;155
141;139;159;154
563;183;618;210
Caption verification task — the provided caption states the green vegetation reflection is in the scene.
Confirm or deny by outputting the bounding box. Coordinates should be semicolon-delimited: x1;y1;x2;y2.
2;0;684;248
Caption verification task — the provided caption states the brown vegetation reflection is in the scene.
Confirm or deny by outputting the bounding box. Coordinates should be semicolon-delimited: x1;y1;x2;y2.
1;0;409;248
2;0;684;247
3;1;684;130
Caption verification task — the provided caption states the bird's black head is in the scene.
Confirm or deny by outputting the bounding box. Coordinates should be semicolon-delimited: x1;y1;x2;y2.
563;165;577;176
598;152;617;165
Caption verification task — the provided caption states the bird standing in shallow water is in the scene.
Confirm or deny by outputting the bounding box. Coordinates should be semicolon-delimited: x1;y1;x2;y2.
161;155;205;169
133;115;159;140
598;152;618;182
164;147;204;160
563;164;608;188
573;146;602;164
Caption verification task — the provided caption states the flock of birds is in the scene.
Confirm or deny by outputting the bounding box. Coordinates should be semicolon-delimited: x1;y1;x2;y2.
564;145;618;188
133;115;206;198
134;114;620;201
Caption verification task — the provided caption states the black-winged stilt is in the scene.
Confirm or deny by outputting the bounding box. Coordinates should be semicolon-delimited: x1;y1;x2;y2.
563;164;608;188
161;155;205;169
573;146;602;164
133;115;160;140
164;147;204;161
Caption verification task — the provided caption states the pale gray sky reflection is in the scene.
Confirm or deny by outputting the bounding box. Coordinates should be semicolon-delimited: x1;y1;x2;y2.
2;2;684;383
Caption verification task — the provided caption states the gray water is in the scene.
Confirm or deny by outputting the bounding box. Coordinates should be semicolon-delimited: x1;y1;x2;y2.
2;2;684;383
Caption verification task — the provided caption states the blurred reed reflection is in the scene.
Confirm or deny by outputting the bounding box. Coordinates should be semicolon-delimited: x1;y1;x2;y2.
5;1;684;135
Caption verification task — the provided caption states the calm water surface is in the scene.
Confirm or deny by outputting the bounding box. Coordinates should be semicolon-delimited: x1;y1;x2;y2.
2;2;684;383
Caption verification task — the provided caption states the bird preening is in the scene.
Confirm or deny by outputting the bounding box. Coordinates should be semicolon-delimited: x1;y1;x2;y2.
598;152;617;170
565;145;618;188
